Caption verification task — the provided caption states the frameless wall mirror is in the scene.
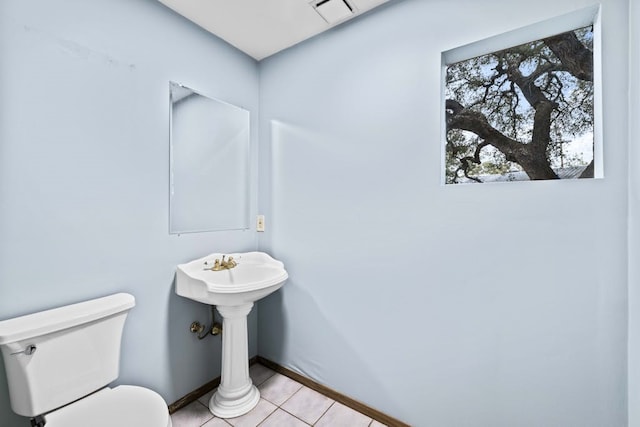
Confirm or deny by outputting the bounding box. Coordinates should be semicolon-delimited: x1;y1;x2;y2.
169;82;250;233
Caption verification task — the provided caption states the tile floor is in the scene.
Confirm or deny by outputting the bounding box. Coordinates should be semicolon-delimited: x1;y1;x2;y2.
171;363;387;427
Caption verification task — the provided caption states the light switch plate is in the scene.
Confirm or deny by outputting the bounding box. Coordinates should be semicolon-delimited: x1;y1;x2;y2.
256;215;265;232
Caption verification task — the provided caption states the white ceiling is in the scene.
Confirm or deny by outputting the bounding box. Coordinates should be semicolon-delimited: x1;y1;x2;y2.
157;0;390;61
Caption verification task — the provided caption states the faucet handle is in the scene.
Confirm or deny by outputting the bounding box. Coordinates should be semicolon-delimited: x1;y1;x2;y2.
205;255;237;270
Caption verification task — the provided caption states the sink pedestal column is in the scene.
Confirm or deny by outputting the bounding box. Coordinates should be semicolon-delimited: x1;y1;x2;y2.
209;303;259;418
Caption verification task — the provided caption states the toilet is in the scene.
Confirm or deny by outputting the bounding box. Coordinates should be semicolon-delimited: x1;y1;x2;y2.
0;293;172;427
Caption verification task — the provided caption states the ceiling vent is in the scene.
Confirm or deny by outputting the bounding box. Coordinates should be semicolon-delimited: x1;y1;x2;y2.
314;0;354;25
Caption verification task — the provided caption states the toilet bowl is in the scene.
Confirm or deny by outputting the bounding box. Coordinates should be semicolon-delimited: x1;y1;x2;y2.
44;386;170;427
0;293;171;427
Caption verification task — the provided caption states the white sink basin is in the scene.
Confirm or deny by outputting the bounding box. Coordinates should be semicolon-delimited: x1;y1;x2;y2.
176;251;288;306
175;251;288;419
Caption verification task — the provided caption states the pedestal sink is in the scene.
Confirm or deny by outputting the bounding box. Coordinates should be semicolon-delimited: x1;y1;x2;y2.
175;251;287;418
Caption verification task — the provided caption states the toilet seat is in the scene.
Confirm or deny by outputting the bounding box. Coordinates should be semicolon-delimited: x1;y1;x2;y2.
44;385;172;427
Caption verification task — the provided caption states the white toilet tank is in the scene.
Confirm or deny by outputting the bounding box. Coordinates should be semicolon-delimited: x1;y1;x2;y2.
0;293;136;417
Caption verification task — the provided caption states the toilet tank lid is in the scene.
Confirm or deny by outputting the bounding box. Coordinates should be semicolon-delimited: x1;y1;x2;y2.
0;293;135;345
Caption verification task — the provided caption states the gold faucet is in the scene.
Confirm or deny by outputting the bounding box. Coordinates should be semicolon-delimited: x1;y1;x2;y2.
206;255;238;271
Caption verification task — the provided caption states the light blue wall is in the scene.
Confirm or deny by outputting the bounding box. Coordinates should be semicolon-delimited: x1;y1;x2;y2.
0;1;259;426
628;1;639;425
257;0;629;425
